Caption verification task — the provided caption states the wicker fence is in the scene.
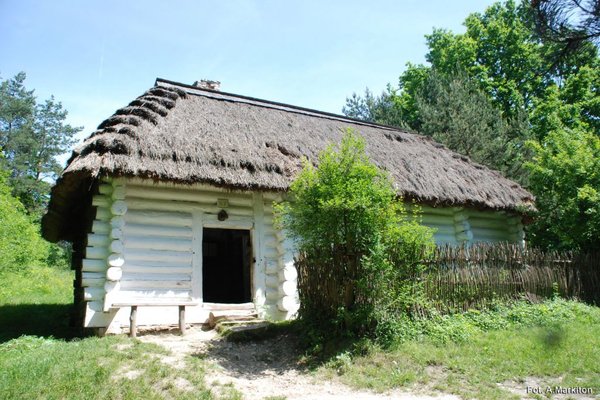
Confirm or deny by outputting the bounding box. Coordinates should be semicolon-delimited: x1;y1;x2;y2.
421;243;600;312
295;243;600;318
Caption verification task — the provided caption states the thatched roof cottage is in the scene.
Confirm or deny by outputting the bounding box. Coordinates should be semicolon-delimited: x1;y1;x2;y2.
42;78;534;334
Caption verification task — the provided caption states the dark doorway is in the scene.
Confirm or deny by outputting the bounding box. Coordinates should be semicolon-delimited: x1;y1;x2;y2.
202;228;252;303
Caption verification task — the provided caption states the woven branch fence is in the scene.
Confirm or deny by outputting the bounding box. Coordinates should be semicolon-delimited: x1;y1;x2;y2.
295;243;600;317
421;243;600;312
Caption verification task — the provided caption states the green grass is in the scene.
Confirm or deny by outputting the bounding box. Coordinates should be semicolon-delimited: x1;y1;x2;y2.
3;265;600;400
0;335;216;400
319;300;600;399
0;265;73;305
0;266;74;342
0;266;237;400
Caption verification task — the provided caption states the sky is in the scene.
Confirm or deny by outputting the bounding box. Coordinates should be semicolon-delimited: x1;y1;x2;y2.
1;0;497;165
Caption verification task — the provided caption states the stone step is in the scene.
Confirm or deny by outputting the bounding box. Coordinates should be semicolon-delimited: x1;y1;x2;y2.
217;321;273;341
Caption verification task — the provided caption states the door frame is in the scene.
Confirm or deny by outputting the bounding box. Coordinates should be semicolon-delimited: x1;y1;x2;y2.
192;211;255;304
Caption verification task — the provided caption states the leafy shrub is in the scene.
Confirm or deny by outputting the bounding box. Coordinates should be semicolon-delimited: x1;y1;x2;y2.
276;130;434;344
0;166;48;272
46;241;72;270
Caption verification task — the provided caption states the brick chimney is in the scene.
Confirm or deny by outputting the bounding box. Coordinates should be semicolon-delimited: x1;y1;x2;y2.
193;79;221;91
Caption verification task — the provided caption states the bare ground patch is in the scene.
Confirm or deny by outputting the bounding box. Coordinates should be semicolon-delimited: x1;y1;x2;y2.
137;325;460;400
114;365;143;381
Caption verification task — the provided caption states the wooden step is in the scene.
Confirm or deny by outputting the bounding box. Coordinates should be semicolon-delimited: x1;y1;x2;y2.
203;302;255;311
207;311;259;329
216;319;266;330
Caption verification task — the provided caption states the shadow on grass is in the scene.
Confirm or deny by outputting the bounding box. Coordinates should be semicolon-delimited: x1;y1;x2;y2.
0;304;77;343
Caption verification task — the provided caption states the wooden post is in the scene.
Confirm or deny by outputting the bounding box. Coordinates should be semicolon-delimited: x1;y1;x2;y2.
130;306;138;338
179;305;186;335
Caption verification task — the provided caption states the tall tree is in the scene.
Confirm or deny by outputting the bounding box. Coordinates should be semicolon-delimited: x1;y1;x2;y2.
529;63;600;139
343;64;428;131
344;0;599;148
0;73;81;215
343;86;407;128
342;0;600;250
526;128;600;251
529;0;600;60
0;72;35;155
424;1;549;116
415;69;530;179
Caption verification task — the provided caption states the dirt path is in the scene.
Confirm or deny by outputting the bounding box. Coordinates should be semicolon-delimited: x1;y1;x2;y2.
138;325;459;400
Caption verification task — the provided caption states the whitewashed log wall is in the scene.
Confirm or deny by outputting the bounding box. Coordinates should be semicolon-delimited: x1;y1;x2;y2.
80;178;299;330
82;179;125;327
263;194;300;320
418;205;525;246
79;178;522;331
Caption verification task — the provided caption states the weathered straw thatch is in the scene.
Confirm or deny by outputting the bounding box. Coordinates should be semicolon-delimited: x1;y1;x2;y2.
42;78;534;242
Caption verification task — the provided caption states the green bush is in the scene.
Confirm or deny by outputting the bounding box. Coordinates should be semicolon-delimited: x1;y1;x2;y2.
276;130;434;344
46;241;72;270
0;166;48;272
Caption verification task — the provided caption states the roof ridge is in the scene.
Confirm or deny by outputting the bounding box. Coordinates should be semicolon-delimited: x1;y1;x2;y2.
154;78;499;174
155;78;507;179
155;77;412;133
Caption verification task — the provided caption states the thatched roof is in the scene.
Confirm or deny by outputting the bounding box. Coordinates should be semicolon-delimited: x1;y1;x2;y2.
42;78;534;242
